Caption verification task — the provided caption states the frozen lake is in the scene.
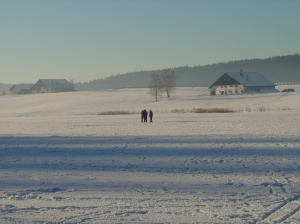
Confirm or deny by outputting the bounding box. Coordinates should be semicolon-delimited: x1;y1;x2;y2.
0;87;300;223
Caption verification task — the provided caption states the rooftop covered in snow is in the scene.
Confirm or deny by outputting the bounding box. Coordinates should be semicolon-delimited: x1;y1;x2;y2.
226;72;276;87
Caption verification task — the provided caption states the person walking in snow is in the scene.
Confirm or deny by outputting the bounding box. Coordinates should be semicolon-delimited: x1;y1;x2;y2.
143;110;148;122
149;110;153;122
141;110;143;122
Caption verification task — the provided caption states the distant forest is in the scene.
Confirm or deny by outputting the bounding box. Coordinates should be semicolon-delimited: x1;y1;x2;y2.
74;54;300;91
1;54;299;94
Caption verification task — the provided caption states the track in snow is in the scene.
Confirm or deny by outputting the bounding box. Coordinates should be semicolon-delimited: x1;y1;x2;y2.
261;194;300;223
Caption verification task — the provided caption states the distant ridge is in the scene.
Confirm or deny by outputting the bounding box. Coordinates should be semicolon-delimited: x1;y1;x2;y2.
1;54;299;93
75;54;300;91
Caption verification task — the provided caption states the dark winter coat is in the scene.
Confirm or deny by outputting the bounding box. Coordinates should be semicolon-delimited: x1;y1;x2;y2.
149;110;153;118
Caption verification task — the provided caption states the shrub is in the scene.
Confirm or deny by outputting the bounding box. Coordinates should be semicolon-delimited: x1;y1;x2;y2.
245;107;251;112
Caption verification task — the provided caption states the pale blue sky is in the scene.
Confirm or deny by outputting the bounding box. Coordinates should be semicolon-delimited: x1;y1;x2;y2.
1;0;299;84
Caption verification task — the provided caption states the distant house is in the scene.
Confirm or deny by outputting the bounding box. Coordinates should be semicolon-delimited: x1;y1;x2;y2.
9;84;33;95
31;79;74;94
209;71;276;95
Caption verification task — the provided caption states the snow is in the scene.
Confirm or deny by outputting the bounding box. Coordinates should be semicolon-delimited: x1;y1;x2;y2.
0;87;300;223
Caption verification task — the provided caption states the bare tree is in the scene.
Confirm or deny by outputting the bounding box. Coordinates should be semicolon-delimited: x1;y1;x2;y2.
161;69;176;98
148;73;162;101
67;79;75;91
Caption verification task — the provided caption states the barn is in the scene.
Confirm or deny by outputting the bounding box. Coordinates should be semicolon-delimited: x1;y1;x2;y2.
31;79;74;94
209;71;276;95
9;84;33;95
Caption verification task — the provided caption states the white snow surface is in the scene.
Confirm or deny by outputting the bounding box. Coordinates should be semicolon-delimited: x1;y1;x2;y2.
0;87;300;223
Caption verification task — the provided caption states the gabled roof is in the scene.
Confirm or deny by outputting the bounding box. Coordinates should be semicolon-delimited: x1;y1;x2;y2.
226;72;275;87
209;72;275;88
9;84;33;91
39;79;73;88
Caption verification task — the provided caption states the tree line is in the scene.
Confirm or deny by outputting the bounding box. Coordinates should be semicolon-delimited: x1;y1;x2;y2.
73;54;300;91
1;54;299;94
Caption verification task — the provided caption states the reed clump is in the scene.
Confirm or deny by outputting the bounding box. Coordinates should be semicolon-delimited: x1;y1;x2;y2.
194;108;233;113
98;110;132;115
171;108;186;113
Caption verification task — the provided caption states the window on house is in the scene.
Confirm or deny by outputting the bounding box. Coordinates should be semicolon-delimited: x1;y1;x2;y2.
228;90;232;94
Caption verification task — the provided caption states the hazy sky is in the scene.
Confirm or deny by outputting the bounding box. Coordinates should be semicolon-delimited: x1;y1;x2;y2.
1;0;299;84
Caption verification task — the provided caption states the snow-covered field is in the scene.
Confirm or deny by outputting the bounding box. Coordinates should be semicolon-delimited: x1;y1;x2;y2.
0;86;300;223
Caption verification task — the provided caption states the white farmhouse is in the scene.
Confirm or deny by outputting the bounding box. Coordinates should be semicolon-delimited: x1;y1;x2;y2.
209;71;276;95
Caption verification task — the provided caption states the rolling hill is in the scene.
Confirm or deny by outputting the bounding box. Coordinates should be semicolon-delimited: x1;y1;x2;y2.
75;54;300;90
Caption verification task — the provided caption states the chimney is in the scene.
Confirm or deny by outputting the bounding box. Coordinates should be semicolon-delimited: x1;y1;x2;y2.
239;69;243;76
